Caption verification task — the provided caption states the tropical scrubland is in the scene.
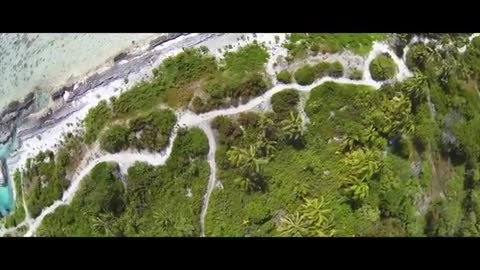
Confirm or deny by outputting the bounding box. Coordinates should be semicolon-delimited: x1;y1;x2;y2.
5;33;480;237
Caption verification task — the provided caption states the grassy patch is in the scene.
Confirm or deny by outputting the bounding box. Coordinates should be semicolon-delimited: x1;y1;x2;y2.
294;65;316;85
271;89;300;118
37;162;125;236
369;53;398;81
37;128;210;237
276;70;292;84
23;134;84;218
3;170;26;228
284;33;387;59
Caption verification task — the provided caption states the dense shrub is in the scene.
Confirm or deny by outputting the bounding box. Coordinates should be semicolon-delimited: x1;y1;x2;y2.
166;128;209;171
223;44;269;75
405;43;430;72
369;53;397;81
238;112;259;128
22;134;84;219
276;70;292;83
37;162;125;236
328;61;344;78
313;61;344;78
100;125;130;153
294;65;316;85
211;116;242;145
464;36;480;76
128;110;176;152
191;96;207;114
284;33;386;59
153;48;217;88
84;100;112;144
271;89;300;117
349;69;364;80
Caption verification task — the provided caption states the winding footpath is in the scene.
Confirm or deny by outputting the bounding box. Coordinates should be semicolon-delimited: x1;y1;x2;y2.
7;33;477;237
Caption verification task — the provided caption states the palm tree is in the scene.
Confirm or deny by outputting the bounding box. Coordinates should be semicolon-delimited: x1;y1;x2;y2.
341;134;361;152
234;176;254;192
227;145;267;174
293;181;311;199
361;125;379;145
312;227;336;237
402;72;428;102
346;181;370;200
241;145;268;174
300;197;332;225
154;209;173;228
256;132;277;158
258;113;274;130
92;212;115;236
281;112;303;142
278;212;308;237
343;149;382;182
437;59;454;86
173;216;195;236
381;92;413;135
227;146;246;167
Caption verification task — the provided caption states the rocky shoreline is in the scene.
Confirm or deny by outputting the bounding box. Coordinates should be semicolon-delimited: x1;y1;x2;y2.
0;159;7;186
0;33;188;147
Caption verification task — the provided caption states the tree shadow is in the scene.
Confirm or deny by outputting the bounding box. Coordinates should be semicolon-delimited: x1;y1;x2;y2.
449;148;467;166
253;174;269;193
423;202;441;237
289;138;306;150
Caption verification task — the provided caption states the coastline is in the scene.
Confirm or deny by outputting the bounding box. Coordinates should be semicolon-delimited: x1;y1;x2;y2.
0;34;164;110
0;33;191;214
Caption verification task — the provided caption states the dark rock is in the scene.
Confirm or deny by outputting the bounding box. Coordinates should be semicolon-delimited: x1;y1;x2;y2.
52;84;74;100
1;111;18;123
6;101;20;113
0;122;14;144
0;158;7;186
16;93;35;112
148;33;187;50
24;92;35;103
113;52;129;63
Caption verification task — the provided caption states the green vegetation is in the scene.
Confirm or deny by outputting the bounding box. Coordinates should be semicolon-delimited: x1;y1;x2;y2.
201;44;270;109
284;33;386;59
23;134;84;218
3;170;26;228
314;61;344;78
276;70;292;84
37;162;125;236
37;128;210;236
100;110;177;154
100;125;130;153
128;110;177;152
349;69;363;80
294;61;346;86
84;100;112;144
369;53;398;81
87;43;270;128
278;197;335;236
406;43;431;72
271;89;300;118
206;80;426;237
294;65;316;85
